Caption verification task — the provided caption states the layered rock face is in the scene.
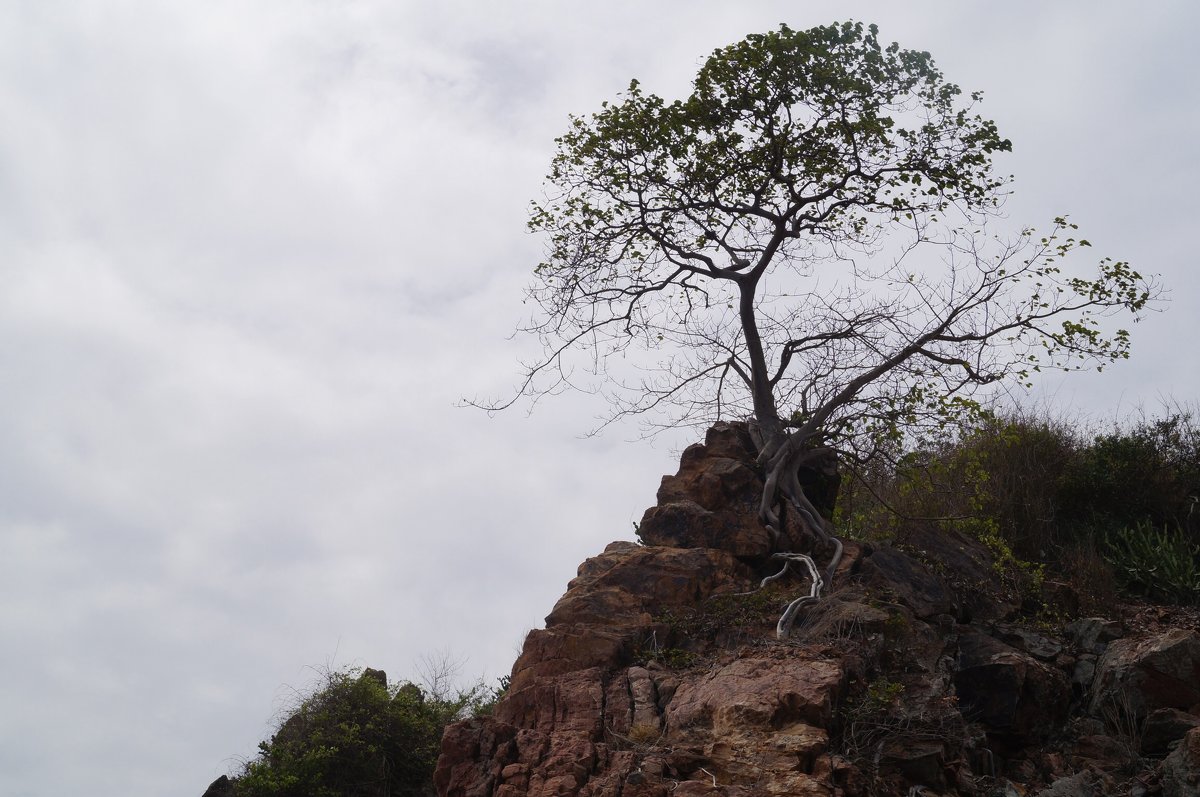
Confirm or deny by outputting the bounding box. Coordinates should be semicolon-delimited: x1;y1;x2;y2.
435;422;1200;797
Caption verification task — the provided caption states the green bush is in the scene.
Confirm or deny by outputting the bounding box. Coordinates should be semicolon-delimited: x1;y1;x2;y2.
1103;521;1200;605
1059;412;1200;536
235;668;489;797
836;405;1200;608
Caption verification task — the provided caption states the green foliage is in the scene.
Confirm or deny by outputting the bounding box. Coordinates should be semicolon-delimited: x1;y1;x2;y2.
838;405;1200;609
1059;413;1200;534
507;19;1156;462
234;668;489;797
1103;521;1200;605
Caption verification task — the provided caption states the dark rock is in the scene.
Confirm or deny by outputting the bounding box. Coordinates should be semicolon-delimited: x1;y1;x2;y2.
636;422;771;557
900;523;1021;621
201;775;233;797
638;500;772;557
879;736;946;789
858;547;958;620
1089;629;1200;722
993;623;1063;660
1067;734;1136;773
1162;726;1200;797
1035;770;1097;797
1065;617;1125;654
953;631;1069;750
1141;707;1200;757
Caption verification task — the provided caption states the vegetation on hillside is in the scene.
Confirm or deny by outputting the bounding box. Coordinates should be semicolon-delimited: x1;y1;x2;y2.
229;667;502;797
837;405;1200;607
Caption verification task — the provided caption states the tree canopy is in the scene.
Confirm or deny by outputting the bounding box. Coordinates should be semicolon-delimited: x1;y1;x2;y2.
490;21;1157;616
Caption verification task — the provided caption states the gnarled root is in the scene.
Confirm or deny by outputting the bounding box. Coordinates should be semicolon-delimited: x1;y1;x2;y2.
755;437;844;639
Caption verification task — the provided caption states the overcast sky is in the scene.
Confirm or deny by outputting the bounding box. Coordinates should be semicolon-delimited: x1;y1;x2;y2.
1;2;1197;795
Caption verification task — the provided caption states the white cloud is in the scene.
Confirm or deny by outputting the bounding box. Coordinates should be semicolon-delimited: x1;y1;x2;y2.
0;2;1196;794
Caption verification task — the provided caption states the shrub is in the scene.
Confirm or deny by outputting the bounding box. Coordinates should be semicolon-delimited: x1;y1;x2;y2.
836;404;1200;608
235;668;488;797
1103;521;1200;605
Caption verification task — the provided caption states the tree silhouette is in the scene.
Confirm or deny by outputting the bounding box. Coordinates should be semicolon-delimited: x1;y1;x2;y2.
487;22;1156;607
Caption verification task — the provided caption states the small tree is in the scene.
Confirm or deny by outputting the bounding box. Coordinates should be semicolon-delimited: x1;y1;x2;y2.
490;22;1155;585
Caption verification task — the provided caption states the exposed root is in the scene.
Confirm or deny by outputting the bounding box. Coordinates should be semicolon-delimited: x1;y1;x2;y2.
755;433;845;639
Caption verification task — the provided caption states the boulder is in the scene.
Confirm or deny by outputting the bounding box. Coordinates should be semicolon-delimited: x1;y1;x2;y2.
1141;707;1200;757
953;631;1069;749
665;652;844;733
545;544;753;628
636;425;771;557
857;547;958;620
1035;770;1097;797
1162;726;1200;797
1089;629;1200;722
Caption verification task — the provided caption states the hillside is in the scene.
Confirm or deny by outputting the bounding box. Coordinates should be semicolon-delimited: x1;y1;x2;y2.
434;422;1200;797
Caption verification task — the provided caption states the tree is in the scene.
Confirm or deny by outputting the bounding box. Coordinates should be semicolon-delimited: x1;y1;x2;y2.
489;22;1155;598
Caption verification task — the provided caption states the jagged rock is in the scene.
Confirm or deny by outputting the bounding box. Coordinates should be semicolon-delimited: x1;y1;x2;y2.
1065;617;1125;655
665;651;844;734
898;523;1020;621
1141;707;1200;757
200;775;233;797
505;626;632;690
992;623;1063;661
953;631;1069;750
857;547;959;620
878;736;946;789
545;544;753;628
1162;726;1200;797
1036;770;1097;797
431;423;1200;797
638;499;774;557
1089;628;1200;722
637;424;771;556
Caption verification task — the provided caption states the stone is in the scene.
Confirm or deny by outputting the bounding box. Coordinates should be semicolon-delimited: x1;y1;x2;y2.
1035;771;1097;797
506;627;631;691
545;545;753;628
637;500;772;557
496;667;607;737
878;736;945;789
992;624;1063;660
1141;707;1200;757
858;547;958;620
1065;617;1125;655
200;776;233;797
1162;727;1200;797
635;423;774;557
665;652;844;734
953;631;1069;749
1089;629;1200;722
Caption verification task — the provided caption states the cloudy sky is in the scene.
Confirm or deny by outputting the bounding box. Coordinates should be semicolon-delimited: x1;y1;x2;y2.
1;2;1196;795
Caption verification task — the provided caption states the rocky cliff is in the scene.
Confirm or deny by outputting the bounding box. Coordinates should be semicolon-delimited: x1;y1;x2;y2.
435;422;1200;797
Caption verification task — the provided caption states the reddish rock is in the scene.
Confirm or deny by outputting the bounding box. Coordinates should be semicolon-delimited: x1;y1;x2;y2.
636;423;775;557
1142;707;1200;757
506;627;632;692
496;668;608;737
546;545;753;628
665;652;844;733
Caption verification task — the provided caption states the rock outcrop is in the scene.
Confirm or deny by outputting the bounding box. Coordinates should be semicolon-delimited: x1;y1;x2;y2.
435;422;1200;797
